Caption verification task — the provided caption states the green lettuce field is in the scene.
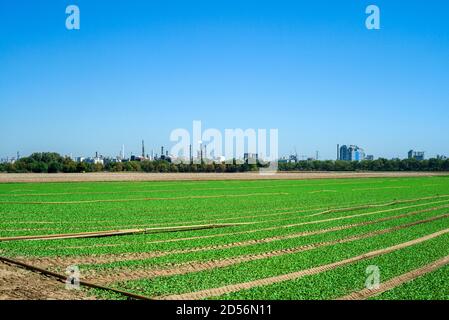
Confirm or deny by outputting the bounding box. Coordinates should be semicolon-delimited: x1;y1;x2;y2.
1;176;449;300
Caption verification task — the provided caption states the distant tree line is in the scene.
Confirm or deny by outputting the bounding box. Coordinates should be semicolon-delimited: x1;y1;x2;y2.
0;152;260;173
1;152;448;173
278;158;449;172
0;153;103;173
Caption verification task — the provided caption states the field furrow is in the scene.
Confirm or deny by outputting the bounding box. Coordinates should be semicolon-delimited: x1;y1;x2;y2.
157;227;449;300
336;254;449;300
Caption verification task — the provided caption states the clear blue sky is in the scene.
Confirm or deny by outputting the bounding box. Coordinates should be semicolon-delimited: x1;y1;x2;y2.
1;0;448;160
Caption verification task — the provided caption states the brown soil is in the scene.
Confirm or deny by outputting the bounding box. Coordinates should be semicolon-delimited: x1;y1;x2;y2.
336;255;449;300
1;171;448;183
0;261;94;300
156;227;449;300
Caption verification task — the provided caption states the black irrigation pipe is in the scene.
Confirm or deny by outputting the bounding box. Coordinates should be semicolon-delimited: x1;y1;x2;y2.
0;222;249;242
0;255;153;300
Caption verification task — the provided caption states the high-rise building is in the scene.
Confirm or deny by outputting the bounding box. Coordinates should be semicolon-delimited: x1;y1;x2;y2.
339;145;349;161
408;150;425;161
339;145;366;161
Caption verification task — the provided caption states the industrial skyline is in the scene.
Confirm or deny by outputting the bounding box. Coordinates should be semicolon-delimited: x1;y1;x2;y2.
1;140;446;164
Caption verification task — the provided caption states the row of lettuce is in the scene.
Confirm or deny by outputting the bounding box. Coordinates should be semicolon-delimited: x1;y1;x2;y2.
1;152;449;173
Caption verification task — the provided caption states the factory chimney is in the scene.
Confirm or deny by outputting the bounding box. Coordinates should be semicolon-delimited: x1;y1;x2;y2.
142;140;145;158
337;144;340;161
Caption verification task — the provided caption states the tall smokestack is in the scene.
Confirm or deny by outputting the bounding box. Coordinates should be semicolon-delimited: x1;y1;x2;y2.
161;146;164;158
337;144;340;161
189;144;192;164
142;140;145;158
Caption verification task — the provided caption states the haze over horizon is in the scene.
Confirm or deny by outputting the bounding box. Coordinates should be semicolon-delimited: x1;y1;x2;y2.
1;1;449;160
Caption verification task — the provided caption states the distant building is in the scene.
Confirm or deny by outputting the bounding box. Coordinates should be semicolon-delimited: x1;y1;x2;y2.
84;157;104;165
289;154;298;163
214;156;226;163
278;154;298;164
339;145;366;162
408;150;425;161
244;153;258;164
365;155;374;161
78;152;105;165
339;145;349;161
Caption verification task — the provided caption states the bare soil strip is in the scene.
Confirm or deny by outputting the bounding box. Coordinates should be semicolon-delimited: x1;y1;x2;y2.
0;256;150;300
0;260;94;300
58;198;449;250
0;192;288;205
336;255;449;300
156;227;449;300
26;204;449;269
1;171;447;183
83;213;449;285
0;223;248;242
